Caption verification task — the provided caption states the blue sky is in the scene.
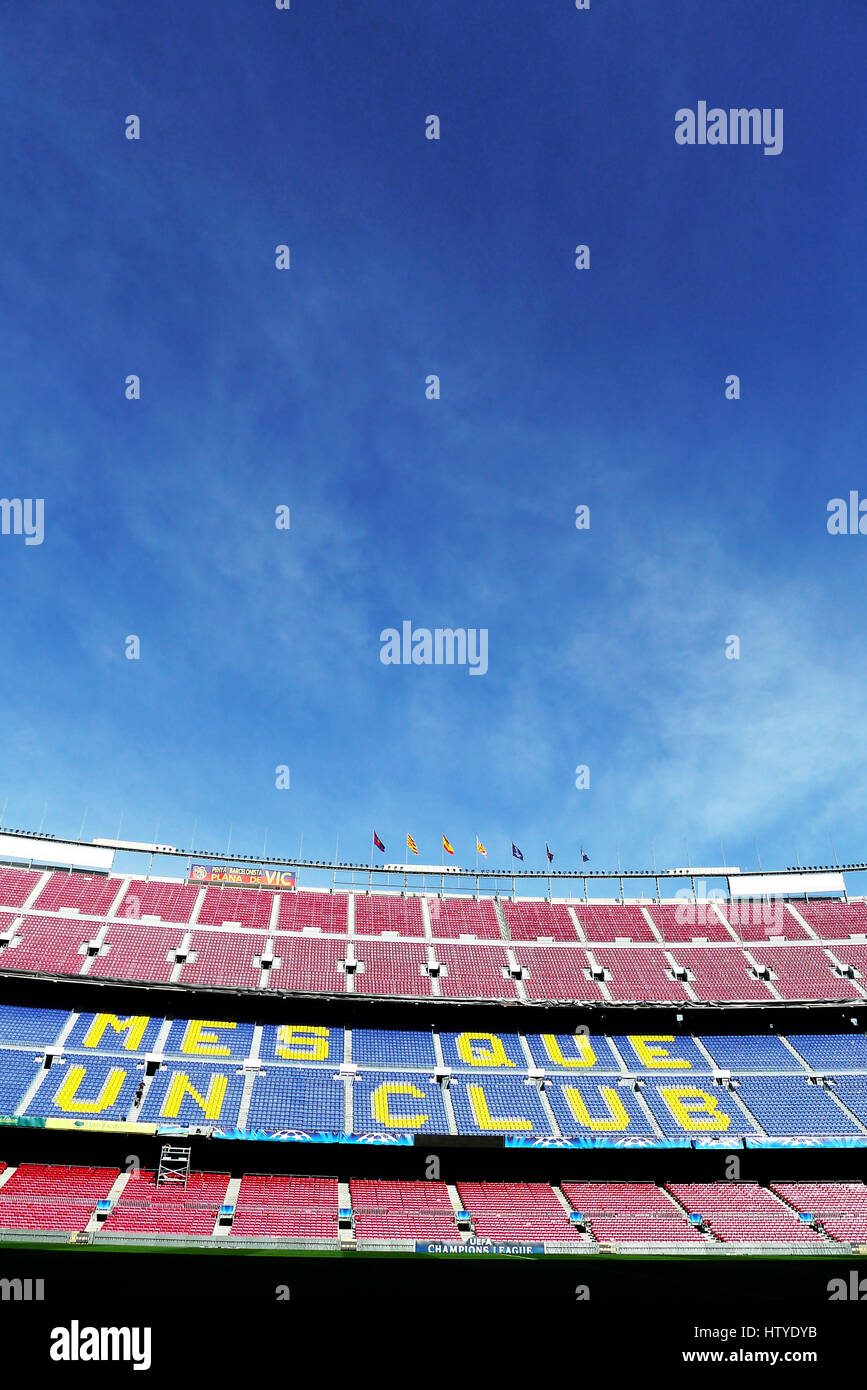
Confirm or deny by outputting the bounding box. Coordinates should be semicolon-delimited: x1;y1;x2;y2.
1;0;866;881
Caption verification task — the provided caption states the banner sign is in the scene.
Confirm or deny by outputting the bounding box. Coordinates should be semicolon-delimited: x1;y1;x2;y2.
415;1241;545;1256
46;1118;157;1135
189;862;296;890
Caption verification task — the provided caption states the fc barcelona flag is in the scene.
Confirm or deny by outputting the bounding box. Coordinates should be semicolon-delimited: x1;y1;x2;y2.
546;844;554;863
407;834;418;856
373;831;385;853
442;835;455;855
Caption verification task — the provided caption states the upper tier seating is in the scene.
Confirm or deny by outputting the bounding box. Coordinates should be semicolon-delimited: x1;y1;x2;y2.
795;900;867;940
0;869;42;908
31;873;120;917
117;879;200;924
503;900;579;942
354;894;425;938
429;896;502;939
196;887;274;931
573;905;657;942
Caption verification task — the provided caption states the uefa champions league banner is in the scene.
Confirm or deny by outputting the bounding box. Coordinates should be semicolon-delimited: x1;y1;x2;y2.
210;1128;341;1144
744;1135;867;1149
210;1128;415;1146
415;1240;546;1256
504;1135;689;1149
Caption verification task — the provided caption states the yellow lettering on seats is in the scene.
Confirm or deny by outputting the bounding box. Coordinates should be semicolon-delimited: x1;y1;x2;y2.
542;1033;597;1068
275;1024;330;1061
82;1015;150;1052
372;1082;429;1128
456;1033;515;1067
562;1086;630;1130
468;1085;533;1130
53;1067;127;1113
659;1087;731;1130
180;1020;237;1056
628;1035;691;1069
161;1072;228;1120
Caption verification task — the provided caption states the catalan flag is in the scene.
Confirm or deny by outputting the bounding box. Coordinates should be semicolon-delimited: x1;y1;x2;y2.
407;833;418;856
442;835;454;856
373;831;385;853
476;838;487;857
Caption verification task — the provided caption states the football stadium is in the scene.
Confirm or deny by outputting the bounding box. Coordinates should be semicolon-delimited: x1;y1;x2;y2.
4;0;866;1370
1;828;867;1287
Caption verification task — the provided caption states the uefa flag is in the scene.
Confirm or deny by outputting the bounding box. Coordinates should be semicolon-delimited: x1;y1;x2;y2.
443;836;455;855
407;834;418;856
373;831;385;853
511;842;523;861
581;847;590;862
476;838;487;857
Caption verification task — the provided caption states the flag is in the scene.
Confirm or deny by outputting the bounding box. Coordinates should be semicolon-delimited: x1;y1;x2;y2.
546;844;554;863
407;833;418;856
373;831;385;853
442;835;454;855
512;842;523;861
581;847;590;862
476;838;487;858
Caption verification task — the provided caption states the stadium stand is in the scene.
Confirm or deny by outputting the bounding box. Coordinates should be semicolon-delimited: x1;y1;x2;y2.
574;904;657;942
593;949;691;1003
178;931;268;988
672;947;774;1002
0;915;90;975
513;945;600;1000
0;1160;863;1249
435;944;516;999
1;862;866;1004
0;1004;866;1140
276;890;347;934
117;878;200;924
646;904;733;943
456;1181;584;1242
795;900;867;941
430;895;502;939
0;868;42;908
750;947;862;1001
196;887;274;931
721;901;808;942
231;1174;338;1240
0;1163;117;1231
354;894;425;938
91;922;185;982
351;1179;458;1242
502;899;579;942
354;939;431;997
268;935;346;993
102;1169;229;1236
30;873;120;917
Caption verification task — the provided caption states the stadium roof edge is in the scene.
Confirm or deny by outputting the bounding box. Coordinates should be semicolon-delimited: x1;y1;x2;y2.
0;826;861;884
